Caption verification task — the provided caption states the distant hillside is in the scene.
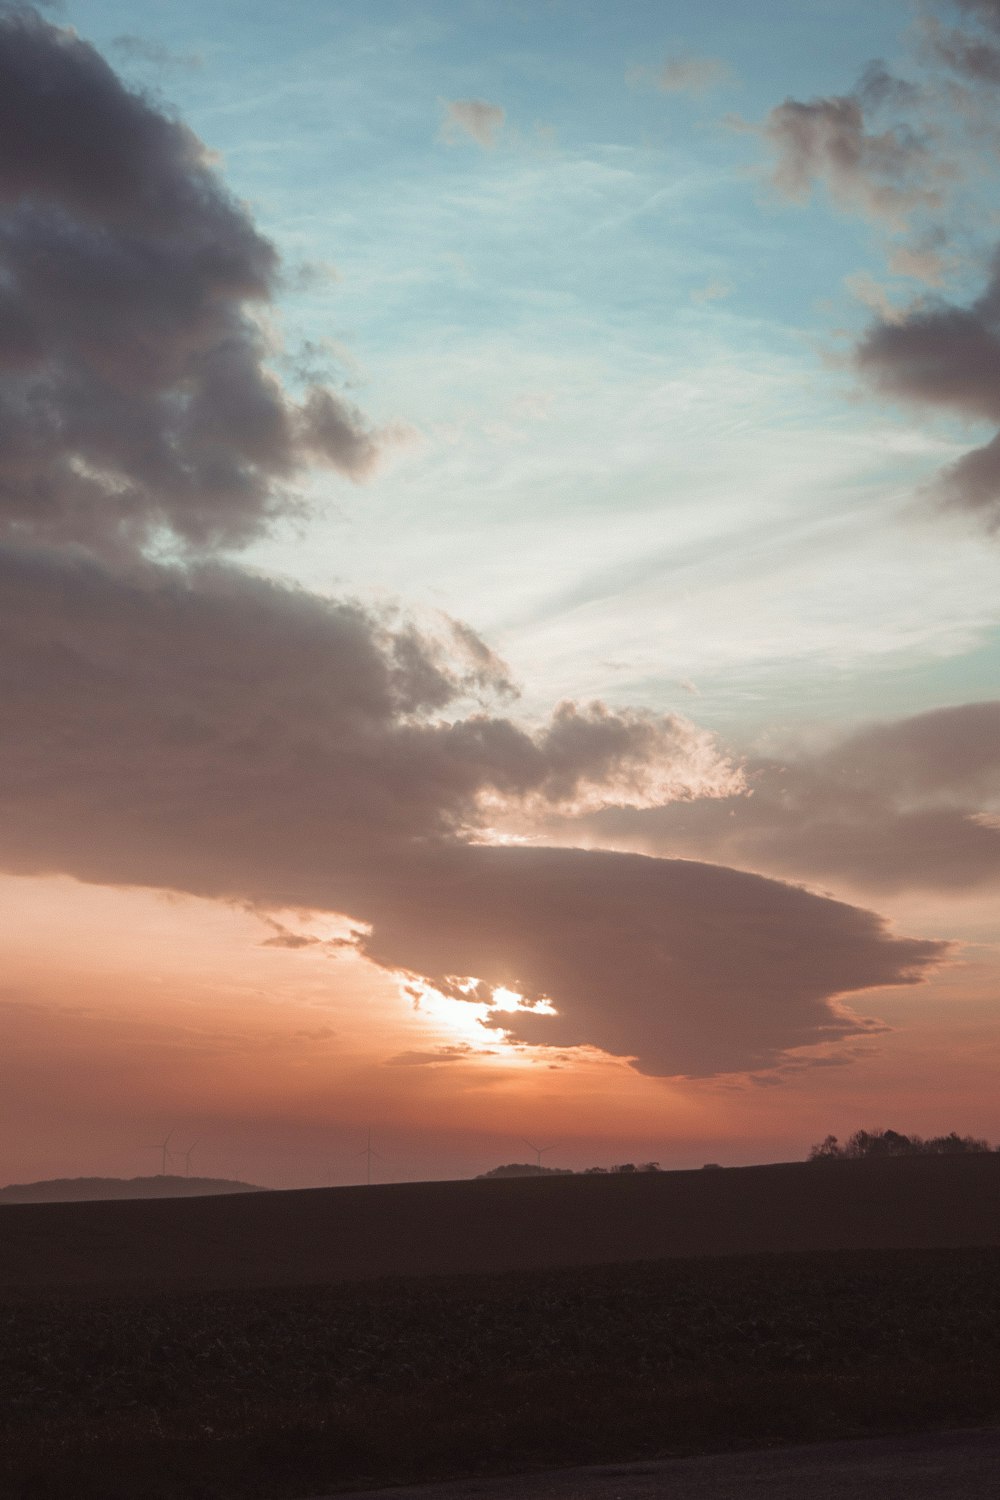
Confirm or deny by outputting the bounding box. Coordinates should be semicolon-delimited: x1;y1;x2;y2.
0;1174;266;1203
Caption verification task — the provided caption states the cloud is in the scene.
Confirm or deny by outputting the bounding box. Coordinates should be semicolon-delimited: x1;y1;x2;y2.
111;34;203;70
750;91;941;229
0;11;948;1084
257;912;359;952
925;17;1000;83
746;15;1000;529
0;546;742;888
558;703;1000;896
0;8;390;556
358;845;942;1079
845;270;906;323
935;432;1000;523
0;544;943;1078
439;99;506;149
864;302;999;407
385;1044;478;1066
690;279;732;304
828;11;1000;527
650;54;728;95
854;259;1000;526
887;241;948;284
936;0;1000;67
955;0;1000;26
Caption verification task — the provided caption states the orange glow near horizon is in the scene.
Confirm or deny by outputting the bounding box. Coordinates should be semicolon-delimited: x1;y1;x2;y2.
2;870;999;1190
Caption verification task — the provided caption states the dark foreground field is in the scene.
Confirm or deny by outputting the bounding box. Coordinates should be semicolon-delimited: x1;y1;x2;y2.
4;1247;1000;1498
5;1159;1000;1498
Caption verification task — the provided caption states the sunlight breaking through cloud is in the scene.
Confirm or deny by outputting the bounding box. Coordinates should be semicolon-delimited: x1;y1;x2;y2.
398;972;559;1060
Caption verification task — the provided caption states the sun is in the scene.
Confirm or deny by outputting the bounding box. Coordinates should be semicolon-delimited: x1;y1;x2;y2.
398;973;558;1061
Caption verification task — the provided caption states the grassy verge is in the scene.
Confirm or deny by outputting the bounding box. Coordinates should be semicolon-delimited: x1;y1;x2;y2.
4;1247;1000;1498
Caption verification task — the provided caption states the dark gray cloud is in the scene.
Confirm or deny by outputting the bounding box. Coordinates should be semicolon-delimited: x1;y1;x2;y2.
0;545;942;1078
855;257;1000;527
856;288;1000;420
0;8;386;555
359;846;941;1079
0;546;740;893
955;0;1000;32
560;703;1000;896
748;7;1000;529
925;18;1000;83
852;8;1000;527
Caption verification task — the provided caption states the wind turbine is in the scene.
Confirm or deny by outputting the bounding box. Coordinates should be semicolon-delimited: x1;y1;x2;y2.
520;1136;555;1169
356;1127;383;1186
148;1129;174;1176
183;1139;201;1178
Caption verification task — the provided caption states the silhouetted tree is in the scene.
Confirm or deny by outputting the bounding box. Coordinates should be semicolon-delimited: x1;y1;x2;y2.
477;1163;572;1178
923;1131;993;1154
809;1128;994;1160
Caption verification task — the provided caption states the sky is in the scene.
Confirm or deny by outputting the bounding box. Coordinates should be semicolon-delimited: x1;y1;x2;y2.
1;0;999;1189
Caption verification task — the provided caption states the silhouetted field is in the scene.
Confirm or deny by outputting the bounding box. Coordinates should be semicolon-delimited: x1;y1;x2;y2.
5;1159;1000;1497
5;1154;1000;1298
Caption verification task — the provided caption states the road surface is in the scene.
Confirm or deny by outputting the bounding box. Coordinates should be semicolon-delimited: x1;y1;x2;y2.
315;1427;1000;1499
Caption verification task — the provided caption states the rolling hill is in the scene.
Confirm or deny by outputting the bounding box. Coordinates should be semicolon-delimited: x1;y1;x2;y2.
0;1175;266;1204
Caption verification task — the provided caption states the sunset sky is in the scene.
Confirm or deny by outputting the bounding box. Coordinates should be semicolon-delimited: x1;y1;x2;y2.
2;0;999;1189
